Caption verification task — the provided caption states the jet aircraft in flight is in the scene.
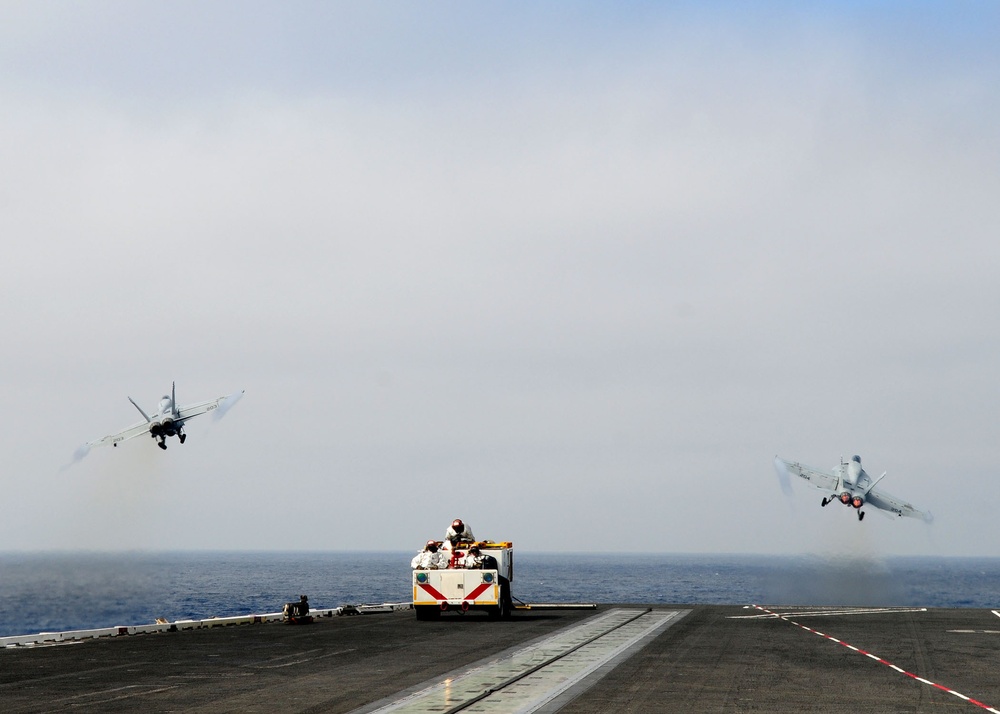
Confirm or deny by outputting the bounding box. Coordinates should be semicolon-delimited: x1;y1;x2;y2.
774;454;931;522
87;382;243;451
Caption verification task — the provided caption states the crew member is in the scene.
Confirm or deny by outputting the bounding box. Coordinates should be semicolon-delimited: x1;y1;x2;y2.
411;540;447;569
461;545;482;568
445;518;475;548
283;594;309;619
461;545;497;570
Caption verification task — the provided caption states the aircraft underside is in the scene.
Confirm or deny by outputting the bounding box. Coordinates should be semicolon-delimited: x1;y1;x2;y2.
148;421;186;450
821;493;865;521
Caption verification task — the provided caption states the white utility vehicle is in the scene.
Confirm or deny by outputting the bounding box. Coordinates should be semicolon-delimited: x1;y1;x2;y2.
412;541;514;619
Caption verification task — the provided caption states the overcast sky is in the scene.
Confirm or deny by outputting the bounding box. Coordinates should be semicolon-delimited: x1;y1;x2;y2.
2;2;998;557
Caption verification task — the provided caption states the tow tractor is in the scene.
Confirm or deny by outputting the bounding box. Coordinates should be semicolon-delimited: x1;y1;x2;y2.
412;541;514;620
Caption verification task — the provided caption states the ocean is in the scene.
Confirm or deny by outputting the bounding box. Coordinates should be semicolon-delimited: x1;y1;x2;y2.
1;552;998;638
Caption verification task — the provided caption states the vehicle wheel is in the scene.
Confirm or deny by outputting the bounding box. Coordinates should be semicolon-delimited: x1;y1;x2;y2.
500;582;512;619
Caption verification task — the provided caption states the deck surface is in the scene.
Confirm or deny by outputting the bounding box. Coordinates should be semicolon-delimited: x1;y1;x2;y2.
2;605;999;713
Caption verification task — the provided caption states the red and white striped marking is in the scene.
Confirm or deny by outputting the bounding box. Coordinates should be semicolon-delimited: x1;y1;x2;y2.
416;582;448;601
752;605;1000;713
416;581;492;603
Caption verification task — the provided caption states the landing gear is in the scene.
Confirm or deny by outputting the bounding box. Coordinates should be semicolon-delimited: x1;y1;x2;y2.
179;432;186;444
157;437;167;450
821;497;830;507
858;511;865;521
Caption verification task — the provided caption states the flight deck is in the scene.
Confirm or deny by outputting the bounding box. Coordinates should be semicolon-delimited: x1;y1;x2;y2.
2;605;999;713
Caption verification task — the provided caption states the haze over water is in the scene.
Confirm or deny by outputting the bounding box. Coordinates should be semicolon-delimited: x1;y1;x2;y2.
1;552;998;638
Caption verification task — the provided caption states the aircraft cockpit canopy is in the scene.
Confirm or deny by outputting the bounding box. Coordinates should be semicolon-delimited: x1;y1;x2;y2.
852;455;862;464
159;396;172;411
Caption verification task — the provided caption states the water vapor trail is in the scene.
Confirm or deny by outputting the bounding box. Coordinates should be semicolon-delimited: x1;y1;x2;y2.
213;390;244;421
60;443;92;471
773;456;794;497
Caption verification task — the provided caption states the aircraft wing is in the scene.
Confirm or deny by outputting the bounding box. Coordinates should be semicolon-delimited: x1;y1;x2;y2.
87;420;152;448
776;458;840;492
176;391;243;422
865;488;933;522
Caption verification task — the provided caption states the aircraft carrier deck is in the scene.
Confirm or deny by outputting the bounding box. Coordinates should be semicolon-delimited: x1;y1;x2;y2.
2;604;999;713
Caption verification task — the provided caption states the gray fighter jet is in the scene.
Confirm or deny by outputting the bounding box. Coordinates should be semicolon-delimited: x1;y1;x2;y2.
774;454;931;522
87;382;243;451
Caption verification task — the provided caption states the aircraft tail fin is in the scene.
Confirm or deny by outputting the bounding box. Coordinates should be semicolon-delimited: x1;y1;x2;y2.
862;471;887;497
172;381;177;412
128;397;152;423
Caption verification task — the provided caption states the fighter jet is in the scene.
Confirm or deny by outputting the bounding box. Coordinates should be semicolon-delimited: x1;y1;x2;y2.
87;382;243;451
774;454;931;522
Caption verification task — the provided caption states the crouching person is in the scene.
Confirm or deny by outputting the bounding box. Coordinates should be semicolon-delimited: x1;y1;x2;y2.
283;594;311;622
411;540;447;569
461;545;498;570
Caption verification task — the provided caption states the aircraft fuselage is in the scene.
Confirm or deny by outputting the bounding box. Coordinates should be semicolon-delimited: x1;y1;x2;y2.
126;391;187;449
823;455;872;520
148;397;179;435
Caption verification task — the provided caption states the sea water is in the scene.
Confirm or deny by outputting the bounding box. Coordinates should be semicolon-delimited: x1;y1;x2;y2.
1;552;998;638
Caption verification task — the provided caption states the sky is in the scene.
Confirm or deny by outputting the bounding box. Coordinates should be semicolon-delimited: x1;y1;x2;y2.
1;1;999;556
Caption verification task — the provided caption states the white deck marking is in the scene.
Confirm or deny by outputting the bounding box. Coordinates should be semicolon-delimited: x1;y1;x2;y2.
50;684;181;705
367;609;681;714
948;630;1000;635
730;606;927;619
